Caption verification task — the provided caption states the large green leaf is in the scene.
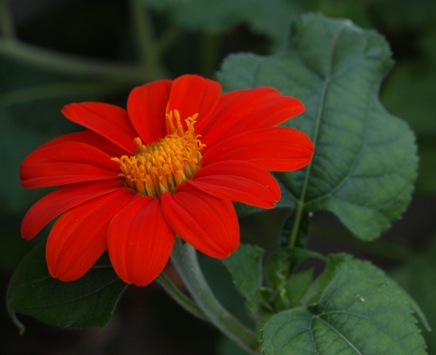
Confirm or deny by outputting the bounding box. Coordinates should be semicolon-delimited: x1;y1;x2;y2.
260;254;427;355
220;243;264;318
217;13;418;241
144;0;310;50
6;243;127;333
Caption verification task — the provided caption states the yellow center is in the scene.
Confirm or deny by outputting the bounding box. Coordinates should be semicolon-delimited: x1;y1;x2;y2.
112;110;204;198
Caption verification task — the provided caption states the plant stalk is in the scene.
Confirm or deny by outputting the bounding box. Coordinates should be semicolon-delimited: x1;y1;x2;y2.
171;239;261;355
156;272;209;321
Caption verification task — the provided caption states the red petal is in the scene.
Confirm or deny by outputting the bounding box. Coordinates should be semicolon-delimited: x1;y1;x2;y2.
107;196;175;286
188;160;280;208
36;130;126;157
62;103;137;153
201;88;305;146
20;140;120;188
166;75;221;132
160;184;239;258
21;180;124;241
46;189;134;281
201;127;314;171
127;80;172;144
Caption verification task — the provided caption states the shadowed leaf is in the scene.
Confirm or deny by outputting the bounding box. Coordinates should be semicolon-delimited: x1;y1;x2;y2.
7;243;127;333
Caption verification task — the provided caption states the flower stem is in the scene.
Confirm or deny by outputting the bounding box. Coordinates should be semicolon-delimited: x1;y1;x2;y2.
171;239;261;355
0;38;148;83
156;272;209;321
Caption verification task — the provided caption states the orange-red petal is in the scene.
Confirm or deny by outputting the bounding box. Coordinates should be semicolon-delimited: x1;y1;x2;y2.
201;127;314;171
31;130;126;157
20;140;120;188
107;196;175;286
166;75;221;132
127;79;172;144
46;189;134;282
200;87;304;145
62;102;137;153
160;184;239;258
188;160;280;208
21;180;124;241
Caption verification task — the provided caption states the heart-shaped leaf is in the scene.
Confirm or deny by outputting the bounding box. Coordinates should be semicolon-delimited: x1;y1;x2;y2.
260;254;427;355
217;13;418;241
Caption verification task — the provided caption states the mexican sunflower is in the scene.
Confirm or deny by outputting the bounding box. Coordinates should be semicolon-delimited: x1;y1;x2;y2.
20;74;313;286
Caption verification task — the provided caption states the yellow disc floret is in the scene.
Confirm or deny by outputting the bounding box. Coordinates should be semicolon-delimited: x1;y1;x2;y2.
112;110;205;198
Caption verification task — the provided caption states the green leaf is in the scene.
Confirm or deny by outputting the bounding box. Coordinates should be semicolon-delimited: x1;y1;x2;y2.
264;247;324;289
390;242;436;352
270;269;314;312
260;254;427;355
300;253;349;306
220;243;264;317
6;243;127;333
281;268;313;309
217;13;418;241
144;0;310;50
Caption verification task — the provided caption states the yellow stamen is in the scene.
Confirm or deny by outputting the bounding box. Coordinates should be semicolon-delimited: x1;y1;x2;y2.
112;110;205;198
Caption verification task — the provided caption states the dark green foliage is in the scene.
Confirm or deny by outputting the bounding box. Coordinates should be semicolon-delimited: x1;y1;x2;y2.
7;243;127;333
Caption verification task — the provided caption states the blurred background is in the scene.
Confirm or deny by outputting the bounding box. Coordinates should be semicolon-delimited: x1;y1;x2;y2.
1;0;436;354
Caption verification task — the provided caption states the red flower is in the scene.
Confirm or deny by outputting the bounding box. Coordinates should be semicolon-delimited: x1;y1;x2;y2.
20;75;313;286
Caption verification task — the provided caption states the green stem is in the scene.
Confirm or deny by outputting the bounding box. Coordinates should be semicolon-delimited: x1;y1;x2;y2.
0;0;16;39
129;0;155;67
171;240;261;355
0;38;150;83
0;81;124;107
287;77;330;248
129;0;170;79
156;272;209;321
0;2;170;88
288;200;304;248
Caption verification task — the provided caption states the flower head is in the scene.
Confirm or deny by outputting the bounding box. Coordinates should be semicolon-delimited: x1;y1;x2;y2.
20;75;313;286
